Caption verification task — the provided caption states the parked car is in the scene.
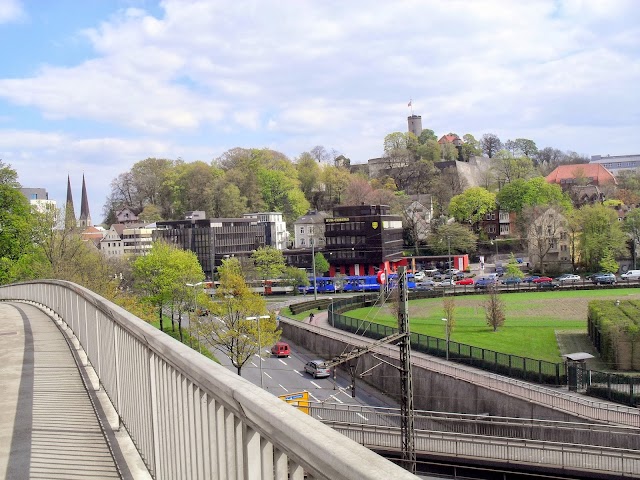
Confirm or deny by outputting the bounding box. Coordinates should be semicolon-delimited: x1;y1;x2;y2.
536;281;559;289
532;276;554;284
455;277;474;285
522;275;540;283
592;273;617;285
414;282;434;291
436;279;456;287
620;270;640;280
474;277;497;289
501;277;522;285
304;360;331;378
413;271;426;281
556;273;581;284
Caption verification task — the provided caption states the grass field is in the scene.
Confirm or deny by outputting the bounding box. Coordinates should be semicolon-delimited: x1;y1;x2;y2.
344;289;640;364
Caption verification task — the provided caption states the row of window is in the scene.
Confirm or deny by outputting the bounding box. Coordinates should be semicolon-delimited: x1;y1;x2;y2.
325;236;367;246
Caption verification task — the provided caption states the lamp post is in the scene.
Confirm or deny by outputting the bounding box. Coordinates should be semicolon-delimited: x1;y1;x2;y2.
247;314;271;390
447;235;452;272
186;282;204;352
328;297;334;327
311;237;317;300
442;318;450;361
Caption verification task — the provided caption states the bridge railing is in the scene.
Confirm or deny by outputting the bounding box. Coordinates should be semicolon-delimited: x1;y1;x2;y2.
0;281;417;480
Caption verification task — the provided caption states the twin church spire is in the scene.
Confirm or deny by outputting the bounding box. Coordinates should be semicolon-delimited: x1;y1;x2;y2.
65;174;92;229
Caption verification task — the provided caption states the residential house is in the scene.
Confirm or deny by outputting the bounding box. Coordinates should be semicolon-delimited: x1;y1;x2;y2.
115;207;141;225
100;224;126;258
527;206;571;273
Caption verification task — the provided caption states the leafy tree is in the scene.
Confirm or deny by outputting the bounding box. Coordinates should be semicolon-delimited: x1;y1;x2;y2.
525;205;568;274
418;129;437;144
133;241;205;332
461;134;482;161
496;177;571;214
209;180;247;218
491;150;536;185
0;183;38;284
514;138;538;157
138;204;163;223
448;187;496;225
484;286;505;332
599;248;619;274
427;223;478;255
442;297;456;340
505;253;524;279
251;246;286;280
577;204;627;272
314;252;330;275
199;258;280;375
623;208;640;269
504;139;517;156
0;159;20;187
415;139;440;162
281;265;308;294
296;151;322;201
480;133;502;158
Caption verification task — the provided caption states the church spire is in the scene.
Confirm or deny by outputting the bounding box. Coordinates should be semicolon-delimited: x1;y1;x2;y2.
65;175;76;230
79;174;91;228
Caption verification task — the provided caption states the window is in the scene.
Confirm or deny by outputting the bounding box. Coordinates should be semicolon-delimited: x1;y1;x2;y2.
300;227;304;234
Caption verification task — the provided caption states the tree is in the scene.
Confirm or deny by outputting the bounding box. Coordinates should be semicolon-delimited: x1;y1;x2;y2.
132;241;205;332
491;150;535;185
251;246;286;280
514;138;538;158
314;252;330;276
448;187;496;225
296;152;322;202
443;297;456;339
0;159;20;187
505;253;524;279
418;129;437;144
461;134;482;161
496;177;571;215
427;222;478;255
0;183;36;284
599;248;619;274
199;258;280;375
281;265;308;295
525;205;568;274
480;133;502;158
624;208;640;269
577;204;627;272
484;286;505;332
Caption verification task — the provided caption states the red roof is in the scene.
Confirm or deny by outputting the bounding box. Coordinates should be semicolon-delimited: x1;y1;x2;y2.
545;164;617;186
438;134;459;144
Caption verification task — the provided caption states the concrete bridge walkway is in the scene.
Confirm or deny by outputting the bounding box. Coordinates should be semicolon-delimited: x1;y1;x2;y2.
0;302;149;480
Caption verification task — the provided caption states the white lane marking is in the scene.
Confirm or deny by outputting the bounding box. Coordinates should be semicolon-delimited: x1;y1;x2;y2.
309;392;321;402
338;387;350;397
264;372;272;379
330;395;344;404
356;413;368;421
279;359;287;365
251;362;257;367
310;381;322;389
294;370;303;376
279;384;288;392
254;353;260;357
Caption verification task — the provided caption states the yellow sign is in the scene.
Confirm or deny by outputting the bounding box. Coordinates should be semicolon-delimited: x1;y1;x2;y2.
372;221;379;229
279;391;310;415
326;217;349;223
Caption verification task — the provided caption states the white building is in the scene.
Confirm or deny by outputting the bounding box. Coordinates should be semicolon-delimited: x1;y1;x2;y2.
293;210;330;249
100;224;126;258
122;224;155;256
591;154;640;175
243;212;288;250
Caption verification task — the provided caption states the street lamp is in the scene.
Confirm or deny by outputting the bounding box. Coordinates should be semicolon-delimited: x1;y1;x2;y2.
327;297;334;327
186;282;204;352
311;237;317;300
246;314;271;390
442;318;450;361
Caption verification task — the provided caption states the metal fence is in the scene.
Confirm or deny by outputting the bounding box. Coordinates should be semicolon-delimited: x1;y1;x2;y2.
330;295;565;386
0;281;417;480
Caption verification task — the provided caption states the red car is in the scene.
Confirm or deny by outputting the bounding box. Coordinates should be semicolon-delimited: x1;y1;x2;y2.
532;276;553;283
455;277;474;285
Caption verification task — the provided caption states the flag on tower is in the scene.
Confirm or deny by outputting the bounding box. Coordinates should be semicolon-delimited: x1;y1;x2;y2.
408;99;412;107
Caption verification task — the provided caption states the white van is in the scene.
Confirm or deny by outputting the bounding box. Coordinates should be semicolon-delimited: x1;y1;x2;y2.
621;270;640;280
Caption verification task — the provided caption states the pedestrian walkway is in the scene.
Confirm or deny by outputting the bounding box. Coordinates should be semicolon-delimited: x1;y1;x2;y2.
0;302;148;480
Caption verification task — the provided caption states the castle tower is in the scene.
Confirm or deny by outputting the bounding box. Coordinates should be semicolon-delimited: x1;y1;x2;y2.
78;174;91;228
65;175;76;230
408;114;422;137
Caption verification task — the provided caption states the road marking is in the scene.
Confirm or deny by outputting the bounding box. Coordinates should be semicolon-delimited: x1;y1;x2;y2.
309;393;321;402
264;372;272;379
330;395;344;404
279;384;288;392
356;413;368;421
251;361;257;367
279;359;287;365
310;381;322;389
294;370;303;376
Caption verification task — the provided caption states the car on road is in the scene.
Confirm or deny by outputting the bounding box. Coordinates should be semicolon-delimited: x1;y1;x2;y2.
522;275;540;283
592;273;617;285
536;281;559;289
455;277;474;286
435;279;456;287
556;273;581;284
304;360;331;378
501;277;522;285
413;271;426;281
414;280;435;291
620;270;640;280
422;267;439;275
474;277;497;289
271;342;290;357
532;276;554;284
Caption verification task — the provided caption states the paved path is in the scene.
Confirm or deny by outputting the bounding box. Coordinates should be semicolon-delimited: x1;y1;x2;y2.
0;302;148;480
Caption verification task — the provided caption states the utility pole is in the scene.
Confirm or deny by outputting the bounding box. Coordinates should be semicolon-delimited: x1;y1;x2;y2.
311;237;317;300
398;266;416;474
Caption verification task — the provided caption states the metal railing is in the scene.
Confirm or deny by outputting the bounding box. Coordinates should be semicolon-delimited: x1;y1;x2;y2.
0;281;417;480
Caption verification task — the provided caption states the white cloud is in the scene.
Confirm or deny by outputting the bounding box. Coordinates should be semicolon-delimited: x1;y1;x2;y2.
0;0;24;23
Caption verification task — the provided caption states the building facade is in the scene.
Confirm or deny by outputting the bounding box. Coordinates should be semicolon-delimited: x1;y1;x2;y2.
20;187;57;214
527;206;571;273
323;205;405;276
244;212;288;250
293;210;329;249
100;224;125;258
122;225;154;256
590;154;640;175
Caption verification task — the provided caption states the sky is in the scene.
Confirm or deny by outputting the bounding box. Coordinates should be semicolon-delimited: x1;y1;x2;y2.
0;0;639;223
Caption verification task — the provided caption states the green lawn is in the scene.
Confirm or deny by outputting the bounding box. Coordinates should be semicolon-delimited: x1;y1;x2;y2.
150;316;218;362
344;289;640;363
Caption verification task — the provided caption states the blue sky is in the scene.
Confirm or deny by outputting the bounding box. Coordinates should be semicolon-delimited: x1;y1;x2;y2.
1;0;639;223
